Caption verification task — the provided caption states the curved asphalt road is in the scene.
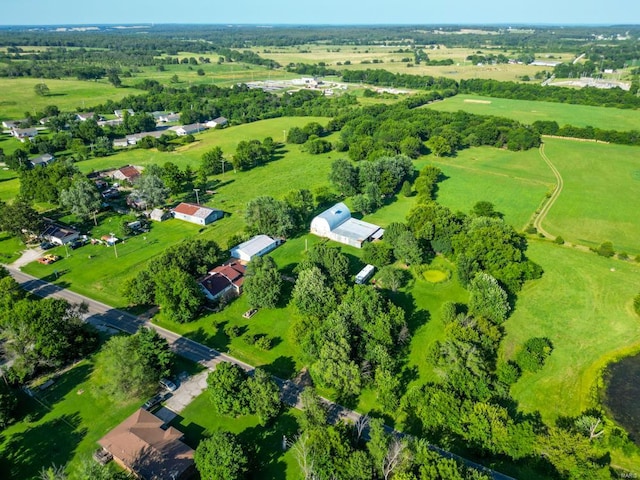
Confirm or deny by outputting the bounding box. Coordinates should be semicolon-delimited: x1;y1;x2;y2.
7;266;513;480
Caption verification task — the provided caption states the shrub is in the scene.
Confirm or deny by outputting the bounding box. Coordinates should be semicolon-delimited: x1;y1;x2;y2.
554;236;564;245
255;335;273;351
596;241;615;258
224;324;241;338
516;337;553;372
525;225;537;234
242;333;257;345
634;293;640;317
497;360;521;386
618;252;629;260
400;180;413;197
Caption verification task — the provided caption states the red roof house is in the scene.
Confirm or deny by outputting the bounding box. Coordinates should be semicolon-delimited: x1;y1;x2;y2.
199;262;246;301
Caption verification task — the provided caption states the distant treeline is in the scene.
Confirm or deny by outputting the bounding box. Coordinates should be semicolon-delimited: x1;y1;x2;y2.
341;69;459;92
532;121;640;146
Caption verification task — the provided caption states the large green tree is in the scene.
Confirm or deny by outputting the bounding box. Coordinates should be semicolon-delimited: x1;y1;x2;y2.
243;255;283;309
194;431;248;480
131;173;169;208
60;178;102;221
244;196;295;238
154;267;204;323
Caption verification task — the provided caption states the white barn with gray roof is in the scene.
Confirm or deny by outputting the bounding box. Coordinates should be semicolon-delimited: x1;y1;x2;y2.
310;202;383;248
230;235;280;262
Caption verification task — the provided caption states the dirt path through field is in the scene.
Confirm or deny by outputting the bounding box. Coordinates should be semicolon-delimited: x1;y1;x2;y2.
532;143;563;239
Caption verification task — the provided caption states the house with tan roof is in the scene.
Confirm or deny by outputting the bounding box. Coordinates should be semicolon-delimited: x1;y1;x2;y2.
171;202;223;226
97;408;195;480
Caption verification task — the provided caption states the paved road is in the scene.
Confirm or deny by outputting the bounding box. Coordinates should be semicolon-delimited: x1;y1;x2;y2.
6;266;513;480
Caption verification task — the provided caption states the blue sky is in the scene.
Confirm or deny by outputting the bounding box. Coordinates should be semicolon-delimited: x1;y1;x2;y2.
1;0;638;25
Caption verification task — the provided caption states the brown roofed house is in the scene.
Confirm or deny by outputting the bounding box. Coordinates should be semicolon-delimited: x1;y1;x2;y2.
112;165;142;183
199;261;246;301
98;408;195;480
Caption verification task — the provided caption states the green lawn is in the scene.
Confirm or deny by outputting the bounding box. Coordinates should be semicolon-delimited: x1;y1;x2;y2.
427;94;640;131
425;146;555;229
171;391;302;479
540;138;640;255
0;359;143;480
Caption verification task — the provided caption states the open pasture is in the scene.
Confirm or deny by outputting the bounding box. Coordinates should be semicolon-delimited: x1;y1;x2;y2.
505;240;640;421
541;138;640;255
0;78;146;120
425;146;555;229
427;94;640;131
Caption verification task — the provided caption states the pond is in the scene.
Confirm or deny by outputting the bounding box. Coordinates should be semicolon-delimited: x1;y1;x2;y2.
604;353;640;444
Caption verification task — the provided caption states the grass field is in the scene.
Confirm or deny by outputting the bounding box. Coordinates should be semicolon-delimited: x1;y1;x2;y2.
253;45;576;83
0;78;146;120
0;359;142;479
541;138;640;255
423;146;555;229
171;392;302;479
427;94;640;131
504;240;640;471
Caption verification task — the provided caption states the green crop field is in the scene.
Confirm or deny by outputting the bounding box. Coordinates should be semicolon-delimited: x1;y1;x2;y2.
423;146;555;229
427;94;640;131
541;138;640;255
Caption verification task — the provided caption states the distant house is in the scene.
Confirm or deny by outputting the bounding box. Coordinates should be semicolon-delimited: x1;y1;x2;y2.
29;153;55;168
2;120;24;129
113;138;129;148
76;112;96;121
127;194;147;210
10;127;38;142
114;109;135;118
205;117;228;128
199;262;246;301
111;165;142;183
98;408;195;480
230;235;280;262
310;202;384;249
98;118;123;127
125;131;165;145
175;123;204;136
41;224;80;246
172;202;223;226
153;111;180;123
149;208;171;222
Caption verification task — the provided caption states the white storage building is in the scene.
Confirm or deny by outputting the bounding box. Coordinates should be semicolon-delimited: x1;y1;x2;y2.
310;202;383;249
230;235;279;262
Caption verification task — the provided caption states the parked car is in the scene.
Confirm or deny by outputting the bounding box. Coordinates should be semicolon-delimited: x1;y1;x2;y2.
142;391;169;410
160;378;178;392
40;241;54;250
69;238;88;249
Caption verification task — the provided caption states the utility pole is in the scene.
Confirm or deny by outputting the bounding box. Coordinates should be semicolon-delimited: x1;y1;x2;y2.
193;188;200;205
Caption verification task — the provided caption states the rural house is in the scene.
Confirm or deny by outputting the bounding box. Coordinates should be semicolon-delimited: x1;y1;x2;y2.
199;262;246;301
310;202;384;248
230;235;280;262
10;127;38;141
29;153;55;168
205;116;228;128
97;408;195;480
114;109;135;118
41;224;80;246
175;123;204;136
172;202;223;226
76;112;97;121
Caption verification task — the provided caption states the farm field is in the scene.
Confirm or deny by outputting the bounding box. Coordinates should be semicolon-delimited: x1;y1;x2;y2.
427;94;640;131
541;138;640;255
503;240;640;471
425;146;555;229
253;45;575;82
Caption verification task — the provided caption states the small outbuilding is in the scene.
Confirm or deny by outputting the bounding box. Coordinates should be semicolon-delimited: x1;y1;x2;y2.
230;235;280;262
29;153;55;168
111;165;142;184
149;208;171;222
172;202;223;226
355;264;375;284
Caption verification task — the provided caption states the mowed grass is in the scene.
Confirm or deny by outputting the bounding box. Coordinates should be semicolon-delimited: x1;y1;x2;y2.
541;138;640;254
171;392;302;480
0;359;142;480
427;94;640;131
504;241;640;473
424;146;555;229
0;78;146;120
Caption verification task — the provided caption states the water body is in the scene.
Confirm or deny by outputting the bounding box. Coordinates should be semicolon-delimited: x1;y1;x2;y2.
604;353;640;443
